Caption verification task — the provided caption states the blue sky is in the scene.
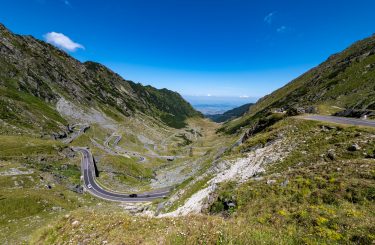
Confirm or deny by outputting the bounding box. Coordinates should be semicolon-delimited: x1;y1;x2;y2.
1;0;375;99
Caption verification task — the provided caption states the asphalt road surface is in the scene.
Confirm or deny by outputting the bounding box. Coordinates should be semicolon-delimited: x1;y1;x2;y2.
105;134;181;161
73;147;170;202
63;124;90;144
302;115;375;128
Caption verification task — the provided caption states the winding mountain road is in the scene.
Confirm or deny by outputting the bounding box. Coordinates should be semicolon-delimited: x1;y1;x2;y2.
105;134;182;161
73;147;170;202
72;115;373;202
63;124;90;144
104;134;145;162
302;115;375;128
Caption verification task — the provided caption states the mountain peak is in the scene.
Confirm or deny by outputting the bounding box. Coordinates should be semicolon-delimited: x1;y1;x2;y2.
0;23;201;131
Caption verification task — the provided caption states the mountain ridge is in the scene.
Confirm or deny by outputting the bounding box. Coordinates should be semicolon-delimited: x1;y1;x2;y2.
206;103;253;123
0;23;201;133
222;33;375;133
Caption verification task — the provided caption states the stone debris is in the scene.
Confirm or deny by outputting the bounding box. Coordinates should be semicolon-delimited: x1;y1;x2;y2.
266;179;277;185
160;139;294;217
0;168;33;176
347;143;361;151
71;220;80;226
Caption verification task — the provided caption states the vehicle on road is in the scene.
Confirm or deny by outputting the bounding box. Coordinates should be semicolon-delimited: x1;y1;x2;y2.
74;147;171;201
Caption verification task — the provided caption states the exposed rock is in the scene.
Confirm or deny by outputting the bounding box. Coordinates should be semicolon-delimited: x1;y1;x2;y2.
70;184;84;194
347;144;361;151
225;201;236;209
321;125;336;132
52;131;68;140
214;146;228;160
266;179;277;185
327;149;336;160
280;179;289;187
161;139;294;217
334;109;375;118
241;143;263;153
61;147;77;158
365;149;375;159
71;220;80;226
52;206;63;212
0;168;33;176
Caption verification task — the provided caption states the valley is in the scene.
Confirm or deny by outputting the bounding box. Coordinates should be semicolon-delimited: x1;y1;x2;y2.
0;21;374;245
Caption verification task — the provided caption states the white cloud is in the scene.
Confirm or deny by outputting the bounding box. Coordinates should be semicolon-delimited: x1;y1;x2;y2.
240;95;249;98
207;94;212;97
264;12;276;24
43;32;84;52
277;26;287;33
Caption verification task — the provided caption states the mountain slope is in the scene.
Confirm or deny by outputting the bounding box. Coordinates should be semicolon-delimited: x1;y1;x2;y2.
206;103;253;123
0;23;200;133
222;34;375;133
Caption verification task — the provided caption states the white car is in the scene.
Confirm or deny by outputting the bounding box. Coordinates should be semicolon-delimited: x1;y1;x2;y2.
87;184;92;189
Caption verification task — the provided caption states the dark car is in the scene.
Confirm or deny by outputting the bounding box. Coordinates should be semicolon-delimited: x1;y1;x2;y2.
129;194;138;198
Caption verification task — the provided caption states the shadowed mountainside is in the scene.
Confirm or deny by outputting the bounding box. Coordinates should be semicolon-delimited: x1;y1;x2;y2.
206;103;253;123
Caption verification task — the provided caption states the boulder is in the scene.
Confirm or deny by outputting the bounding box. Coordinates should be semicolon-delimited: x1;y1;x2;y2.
266;179;277;185
334;109;374;119
70;184;83;194
71;220;80;226
327;149;336;160
226;201;236;209
280;179;289;187
347;144;360;151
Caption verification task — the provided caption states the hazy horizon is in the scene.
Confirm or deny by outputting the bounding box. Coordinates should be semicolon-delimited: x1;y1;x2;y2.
183;95;257;115
2;0;375;99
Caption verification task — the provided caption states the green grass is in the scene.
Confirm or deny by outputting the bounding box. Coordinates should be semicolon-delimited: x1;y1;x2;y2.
98;104;125;123
99;155;153;178
166;175;212;212
209;159;374;244
317;104;344;115
222;35;375;134
30;118;375;244
0;135;64;158
209;118;375;244
31;206;296;244
0;159;97;243
96;155;153;190
0;86;67;132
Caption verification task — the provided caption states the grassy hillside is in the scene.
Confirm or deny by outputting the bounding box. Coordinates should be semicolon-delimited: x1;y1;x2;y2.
0;23;200;131
31;118;375;244
222;34;375;133
0;135;99;243
1;21;374;245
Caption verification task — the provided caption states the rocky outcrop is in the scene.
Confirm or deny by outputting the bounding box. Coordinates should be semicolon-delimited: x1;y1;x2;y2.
0;23;201;132
334;109;375;118
161;138;295;217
